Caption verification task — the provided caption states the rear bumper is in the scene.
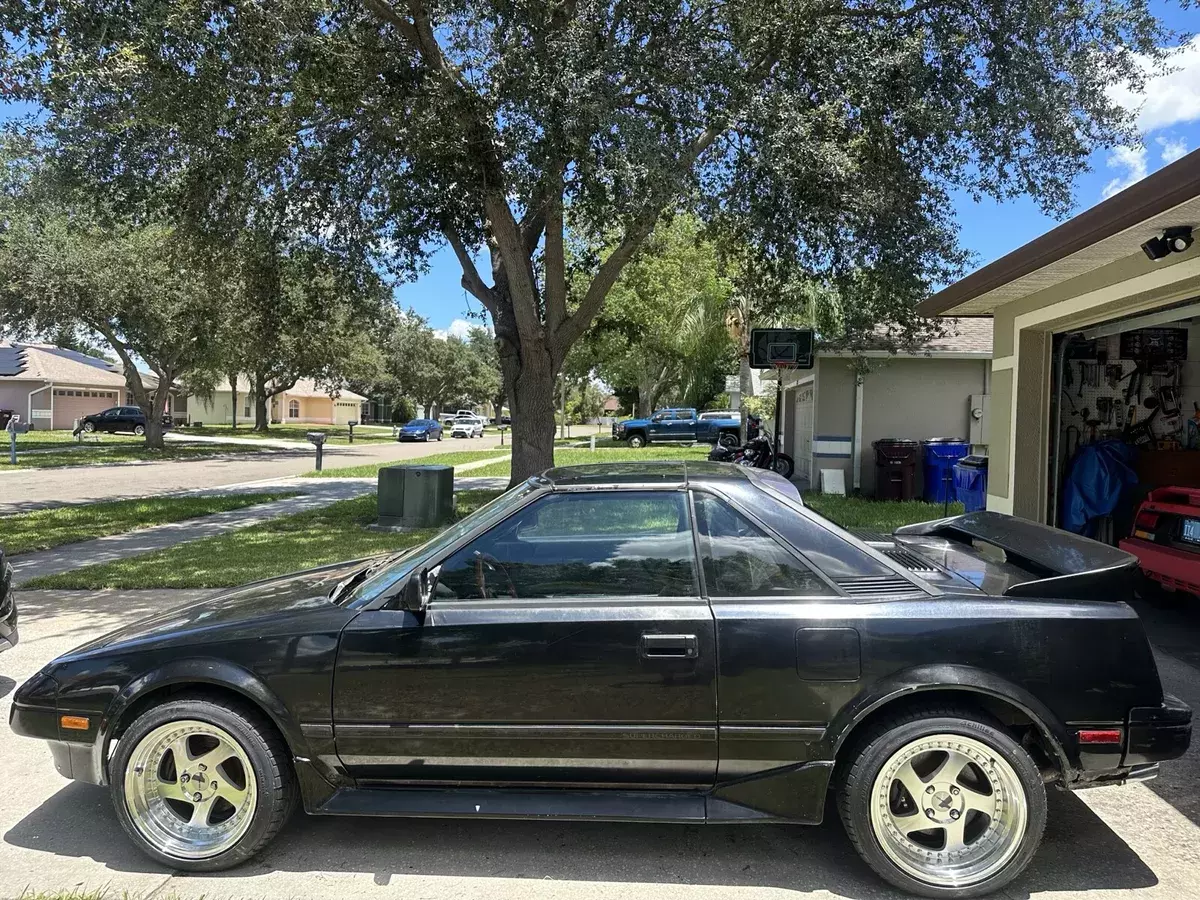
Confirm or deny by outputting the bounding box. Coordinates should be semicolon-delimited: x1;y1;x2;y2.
1119;537;1200;595
1126;693;1192;766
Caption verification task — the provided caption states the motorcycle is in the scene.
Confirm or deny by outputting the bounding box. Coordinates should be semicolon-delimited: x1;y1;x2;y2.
708;431;795;480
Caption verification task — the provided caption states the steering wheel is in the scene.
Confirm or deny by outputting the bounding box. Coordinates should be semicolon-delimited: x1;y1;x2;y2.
472;551;517;599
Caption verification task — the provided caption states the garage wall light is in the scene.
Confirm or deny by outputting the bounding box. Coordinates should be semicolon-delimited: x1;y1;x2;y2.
1142;226;1194;261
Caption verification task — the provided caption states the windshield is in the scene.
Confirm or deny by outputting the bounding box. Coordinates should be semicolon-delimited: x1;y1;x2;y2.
342;479;542;608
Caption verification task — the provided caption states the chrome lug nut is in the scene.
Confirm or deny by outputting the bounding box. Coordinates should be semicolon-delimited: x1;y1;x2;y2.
950;786;960;795
193;792;203;802
925;808;936;818
949;809;960;820
181;774;190;783
926;785;935;794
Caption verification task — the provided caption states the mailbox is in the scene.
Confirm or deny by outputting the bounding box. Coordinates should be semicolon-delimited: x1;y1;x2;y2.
347;420;359;443
306;431;327;471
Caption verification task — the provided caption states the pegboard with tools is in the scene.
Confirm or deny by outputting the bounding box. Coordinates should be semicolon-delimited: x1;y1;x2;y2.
1058;331;1190;462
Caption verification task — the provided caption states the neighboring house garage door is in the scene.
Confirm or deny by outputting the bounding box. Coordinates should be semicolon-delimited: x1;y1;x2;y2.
52;388;120;430
791;382;814;482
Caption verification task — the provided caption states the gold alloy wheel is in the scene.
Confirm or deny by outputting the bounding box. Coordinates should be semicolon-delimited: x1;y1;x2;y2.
123;719;258;860
869;733;1028;889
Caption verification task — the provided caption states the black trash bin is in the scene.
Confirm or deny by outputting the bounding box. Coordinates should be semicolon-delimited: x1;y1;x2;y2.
874;438;920;501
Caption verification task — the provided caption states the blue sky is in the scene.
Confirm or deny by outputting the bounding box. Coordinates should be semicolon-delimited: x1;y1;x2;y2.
4;3;1198;337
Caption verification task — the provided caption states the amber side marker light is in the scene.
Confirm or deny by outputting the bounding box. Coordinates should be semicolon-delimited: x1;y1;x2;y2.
60;715;90;731
1078;729;1122;744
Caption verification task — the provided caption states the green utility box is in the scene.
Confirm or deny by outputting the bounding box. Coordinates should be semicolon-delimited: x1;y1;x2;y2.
377;464;455;528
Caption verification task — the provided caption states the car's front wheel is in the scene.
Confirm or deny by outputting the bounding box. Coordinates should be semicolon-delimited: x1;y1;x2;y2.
110;695;295;871
82;422;96;433
838;707;1046;898
627;433;646;449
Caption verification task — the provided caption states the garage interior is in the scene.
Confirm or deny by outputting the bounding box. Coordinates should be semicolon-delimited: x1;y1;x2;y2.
1050;303;1200;546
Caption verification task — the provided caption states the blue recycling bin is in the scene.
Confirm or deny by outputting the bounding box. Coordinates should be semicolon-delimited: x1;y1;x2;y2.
953;455;989;512
922;438;970;503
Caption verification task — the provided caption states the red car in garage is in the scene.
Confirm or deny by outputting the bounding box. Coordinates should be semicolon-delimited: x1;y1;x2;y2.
1120;486;1200;598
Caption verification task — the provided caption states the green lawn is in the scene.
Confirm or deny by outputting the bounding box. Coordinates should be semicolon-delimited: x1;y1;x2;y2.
304;448;511;479
9;429;141;450
803;492;961;532
25;490;503;590
1;442;275;469
177;422;395;444
468;443;712;478
1;492;297;556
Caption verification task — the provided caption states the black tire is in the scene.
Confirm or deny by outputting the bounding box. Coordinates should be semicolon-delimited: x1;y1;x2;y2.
718;432;740;449
134;424;146;436
772;453;794;479
109;694;295;872
627;433;646;449
82;422;96;433
838;705;1047;899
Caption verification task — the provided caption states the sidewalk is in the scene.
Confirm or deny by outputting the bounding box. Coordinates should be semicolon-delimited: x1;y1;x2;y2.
8;466;513;586
7;481;375;585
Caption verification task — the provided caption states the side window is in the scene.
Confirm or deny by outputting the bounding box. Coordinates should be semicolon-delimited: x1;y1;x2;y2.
693;492;836;598
435;491;697;600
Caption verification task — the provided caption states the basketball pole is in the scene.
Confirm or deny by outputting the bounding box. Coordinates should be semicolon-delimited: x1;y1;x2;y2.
773;363;785;465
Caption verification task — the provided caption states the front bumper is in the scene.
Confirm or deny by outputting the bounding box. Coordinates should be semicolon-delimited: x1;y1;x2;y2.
9;671;107;785
397;432;430;441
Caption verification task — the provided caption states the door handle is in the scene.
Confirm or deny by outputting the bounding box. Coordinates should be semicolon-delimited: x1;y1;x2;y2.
640;633;698;659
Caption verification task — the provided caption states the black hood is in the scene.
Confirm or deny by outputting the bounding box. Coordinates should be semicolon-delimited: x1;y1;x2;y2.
54;558;372;663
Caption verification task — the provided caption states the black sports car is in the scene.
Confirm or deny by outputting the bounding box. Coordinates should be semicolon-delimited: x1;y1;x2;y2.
10;462;1191;898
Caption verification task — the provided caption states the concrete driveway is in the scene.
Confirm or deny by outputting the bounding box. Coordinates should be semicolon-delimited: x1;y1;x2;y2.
0;433;505;515
2;590;1198;900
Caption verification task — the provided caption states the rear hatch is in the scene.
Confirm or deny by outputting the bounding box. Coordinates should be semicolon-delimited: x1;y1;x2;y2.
859;511;1138;600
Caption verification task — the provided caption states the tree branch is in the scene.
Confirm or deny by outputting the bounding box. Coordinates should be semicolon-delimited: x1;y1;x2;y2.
485;192;543;343
444;227;498;315
543;168;567;335
362;0;421;46
811;0;943;21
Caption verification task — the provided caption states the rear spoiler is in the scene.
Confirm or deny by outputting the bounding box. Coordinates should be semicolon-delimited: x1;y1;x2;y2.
895;511;1139;600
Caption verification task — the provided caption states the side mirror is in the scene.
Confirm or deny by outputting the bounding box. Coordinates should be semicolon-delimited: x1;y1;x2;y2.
399;566;439;613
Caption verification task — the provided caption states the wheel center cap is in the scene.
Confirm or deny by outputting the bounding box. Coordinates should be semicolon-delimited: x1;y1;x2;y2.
925;783;963;822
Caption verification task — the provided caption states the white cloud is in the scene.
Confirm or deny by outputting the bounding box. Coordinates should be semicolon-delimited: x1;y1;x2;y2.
432;318;476;341
1108;37;1200;133
1101;145;1148;199
1157;135;1189;164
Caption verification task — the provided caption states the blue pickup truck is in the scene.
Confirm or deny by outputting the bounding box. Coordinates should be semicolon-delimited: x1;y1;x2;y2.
612;408;741;448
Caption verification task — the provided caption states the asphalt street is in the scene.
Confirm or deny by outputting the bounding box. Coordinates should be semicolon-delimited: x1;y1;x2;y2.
1;590;1198;900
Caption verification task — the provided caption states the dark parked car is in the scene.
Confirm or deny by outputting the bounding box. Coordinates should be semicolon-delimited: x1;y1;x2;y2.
10;462;1190;897
396;418;444;442
0;549;16;653
74;406;172;436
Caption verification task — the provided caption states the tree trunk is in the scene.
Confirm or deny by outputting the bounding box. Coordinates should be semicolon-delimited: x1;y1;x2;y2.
252;371;270;432
229;372;240;429
504;342;557;486
738;349;754;442
493;390;505;425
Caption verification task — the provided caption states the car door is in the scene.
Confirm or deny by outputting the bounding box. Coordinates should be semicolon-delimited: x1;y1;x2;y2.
333;488;718;789
122;407;142;432
672;411;698;442
648;411;674;441
691;487;865;782
99;408;121;433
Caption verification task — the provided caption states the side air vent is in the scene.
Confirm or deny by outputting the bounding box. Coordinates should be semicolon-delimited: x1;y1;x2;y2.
880;547;940;573
848;529;892;545
835;576;923;597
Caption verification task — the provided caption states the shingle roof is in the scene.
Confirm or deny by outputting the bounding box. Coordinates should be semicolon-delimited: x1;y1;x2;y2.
822;318;993;358
213;376;365;402
0;342;128;386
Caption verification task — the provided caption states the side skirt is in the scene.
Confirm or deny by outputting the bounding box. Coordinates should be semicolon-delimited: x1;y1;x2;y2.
308;761;833;826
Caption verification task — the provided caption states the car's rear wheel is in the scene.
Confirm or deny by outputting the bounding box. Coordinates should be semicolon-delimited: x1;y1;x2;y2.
838;707;1046;898
627;434;646;449
134;424;146;436
110;696;295;871
718;432;739;449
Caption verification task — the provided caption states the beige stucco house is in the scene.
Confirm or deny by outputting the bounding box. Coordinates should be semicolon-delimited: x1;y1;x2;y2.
0;342;184;429
187;377;366;426
771;319;994;493
918;149;1200;529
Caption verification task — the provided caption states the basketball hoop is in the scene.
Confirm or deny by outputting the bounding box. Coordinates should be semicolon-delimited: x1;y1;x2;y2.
747;328;813;474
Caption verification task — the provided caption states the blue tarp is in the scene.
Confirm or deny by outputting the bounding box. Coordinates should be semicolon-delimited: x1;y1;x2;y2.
1061;440;1138;535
